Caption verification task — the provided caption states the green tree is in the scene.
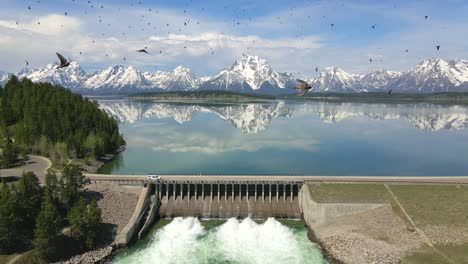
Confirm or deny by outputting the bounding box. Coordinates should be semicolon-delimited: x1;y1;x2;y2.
68;198;102;250
34;196;61;259
16;172;42;233
67;198;87;247
1;140;18;168
59;165;84;210
0;183;19;253
84;200;102;249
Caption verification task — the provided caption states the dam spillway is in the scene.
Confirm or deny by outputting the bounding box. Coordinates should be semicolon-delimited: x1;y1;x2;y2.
155;180;302;219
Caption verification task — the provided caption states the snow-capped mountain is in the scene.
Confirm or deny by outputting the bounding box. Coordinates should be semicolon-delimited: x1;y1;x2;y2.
2;56;468;94
201;54;296;94
17;62;89;90
144;66;201;91
388;59;468;93
83;65;153;93
360;70;403;89
0;70;12;86
309;67;368;93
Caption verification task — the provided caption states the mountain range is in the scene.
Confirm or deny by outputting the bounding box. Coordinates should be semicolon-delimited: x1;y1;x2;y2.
1;54;467;94
98;100;468;134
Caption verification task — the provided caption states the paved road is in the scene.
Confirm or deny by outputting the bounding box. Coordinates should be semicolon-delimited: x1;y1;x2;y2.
0;155;52;183
84;174;468;185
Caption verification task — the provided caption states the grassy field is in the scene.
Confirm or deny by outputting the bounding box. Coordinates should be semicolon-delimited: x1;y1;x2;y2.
389;185;467;226
401;243;468;264
307;183;393;203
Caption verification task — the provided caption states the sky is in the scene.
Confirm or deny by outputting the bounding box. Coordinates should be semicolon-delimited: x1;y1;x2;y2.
0;0;467;77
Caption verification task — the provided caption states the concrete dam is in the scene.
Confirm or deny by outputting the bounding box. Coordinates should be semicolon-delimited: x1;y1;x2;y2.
83;174;468;246
156;179;303;219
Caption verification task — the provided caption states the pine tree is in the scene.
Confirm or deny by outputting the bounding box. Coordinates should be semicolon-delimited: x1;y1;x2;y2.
16;172;42;234
67;198;87;247
59;165;84;210
1;140;18;168
34;196;61;259
0;183;19;253
68;198;102;250
84;200;102;249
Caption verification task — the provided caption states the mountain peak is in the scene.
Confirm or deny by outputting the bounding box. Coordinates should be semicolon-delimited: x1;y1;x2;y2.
173;65;191;73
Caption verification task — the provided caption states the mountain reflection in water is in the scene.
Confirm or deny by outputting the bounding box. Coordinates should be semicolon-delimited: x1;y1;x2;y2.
98;99;468;176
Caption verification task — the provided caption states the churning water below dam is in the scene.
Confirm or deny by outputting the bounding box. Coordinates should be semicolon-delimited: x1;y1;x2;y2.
114;217;327;264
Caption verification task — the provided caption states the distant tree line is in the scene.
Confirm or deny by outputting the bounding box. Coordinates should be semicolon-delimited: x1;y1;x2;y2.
131;90;276;100
0;166;102;262
0;76;125;168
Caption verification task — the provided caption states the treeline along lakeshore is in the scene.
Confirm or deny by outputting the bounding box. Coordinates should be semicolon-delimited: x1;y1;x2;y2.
0;76;125;168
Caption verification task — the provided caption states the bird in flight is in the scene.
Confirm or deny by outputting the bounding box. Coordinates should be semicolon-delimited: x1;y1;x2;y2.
25;60;29;66
388;89;392;95
56;53;70;69
293;79;312;96
137;48;149;54
425;15;428;19
436;45;440;51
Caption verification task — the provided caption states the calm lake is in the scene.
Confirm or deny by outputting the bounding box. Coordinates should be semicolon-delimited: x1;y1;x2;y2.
98;99;468;176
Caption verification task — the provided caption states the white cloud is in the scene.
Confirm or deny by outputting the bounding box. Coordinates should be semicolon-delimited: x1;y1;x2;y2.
0;14;81;36
0;1;467;76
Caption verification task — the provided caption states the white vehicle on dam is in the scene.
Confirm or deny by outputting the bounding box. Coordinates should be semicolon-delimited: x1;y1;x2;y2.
147;174;161;182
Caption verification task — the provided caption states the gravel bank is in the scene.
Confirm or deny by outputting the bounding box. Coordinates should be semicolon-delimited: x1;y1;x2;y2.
312;205;424;264
83;182;141;237
310;205;467;264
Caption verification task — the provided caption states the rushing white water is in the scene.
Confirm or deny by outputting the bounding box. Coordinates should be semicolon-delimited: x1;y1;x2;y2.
115;217;326;264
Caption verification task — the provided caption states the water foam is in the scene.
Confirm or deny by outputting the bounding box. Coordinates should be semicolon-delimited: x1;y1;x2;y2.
115;217;326;264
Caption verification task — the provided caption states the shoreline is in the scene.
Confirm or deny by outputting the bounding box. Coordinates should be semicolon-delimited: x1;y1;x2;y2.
306;226;343;264
81;145;126;174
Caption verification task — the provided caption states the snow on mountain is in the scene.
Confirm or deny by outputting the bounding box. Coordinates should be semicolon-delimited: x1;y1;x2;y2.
144;66;200;91
360;70;403;89
309;67;367;93
389;58;468;93
201;54;296;94
0;70;12;86
83;65;154;93
3;56;468;94
18;62;89;90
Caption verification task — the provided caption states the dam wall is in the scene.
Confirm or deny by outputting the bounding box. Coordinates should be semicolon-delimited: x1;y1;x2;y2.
155;180;303;218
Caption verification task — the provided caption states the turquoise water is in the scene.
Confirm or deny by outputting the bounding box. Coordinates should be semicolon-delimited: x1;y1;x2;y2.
99;99;468;176
114;217;326;264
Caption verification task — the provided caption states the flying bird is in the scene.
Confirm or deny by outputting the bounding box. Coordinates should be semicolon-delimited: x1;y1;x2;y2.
293;79;312;96
56;53;70;69
25;60;29;66
315;67;319;72
425;15;428;19
436;45;440;51
137;48;149;54
388;89;392;95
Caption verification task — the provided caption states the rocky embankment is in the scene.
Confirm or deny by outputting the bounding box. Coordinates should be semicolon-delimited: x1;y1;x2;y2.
63;182;141;263
309;205;466;264
311;205;422;263
63;245;115;264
